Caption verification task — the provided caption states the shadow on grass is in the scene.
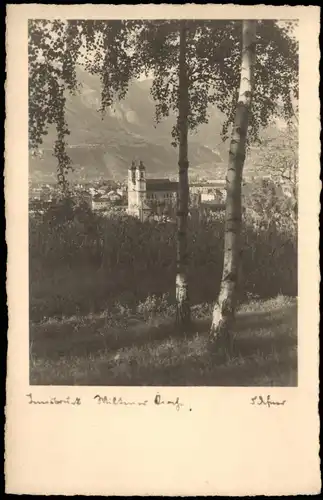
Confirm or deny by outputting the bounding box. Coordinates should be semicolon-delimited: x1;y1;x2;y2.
88;327;297;387
235;303;296;331
37;338;297;387
110;355;297;387
30;299;297;387
30;318;179;361
30;302;297;362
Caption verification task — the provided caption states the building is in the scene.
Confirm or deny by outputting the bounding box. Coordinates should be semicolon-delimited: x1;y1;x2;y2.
107;190;123;203
29;199;51;215
128;161;178;221
190;180;226;196
30;186;53;203
91;190;123;211
198;201;226;219
92;195;111;211
127;160;227;221
117;187;127;197
190;180;226;209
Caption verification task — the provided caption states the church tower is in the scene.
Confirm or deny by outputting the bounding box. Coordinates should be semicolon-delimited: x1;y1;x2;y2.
127;160;137;215
135;161;146;206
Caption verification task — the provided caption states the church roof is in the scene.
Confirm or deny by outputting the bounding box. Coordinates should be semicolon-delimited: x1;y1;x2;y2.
146;179;178;192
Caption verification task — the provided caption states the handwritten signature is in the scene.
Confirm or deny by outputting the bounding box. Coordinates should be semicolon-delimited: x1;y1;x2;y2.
25;393;286;410
26;393;81;405
25;393;186;411
94;393;185;411
251;395;286;407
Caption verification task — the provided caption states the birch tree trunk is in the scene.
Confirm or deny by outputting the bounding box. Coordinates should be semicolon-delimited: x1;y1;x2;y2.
210;20;257;339
176;22;191;328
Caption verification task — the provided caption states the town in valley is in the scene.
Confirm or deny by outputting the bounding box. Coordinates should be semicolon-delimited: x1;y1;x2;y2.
29;162;293;223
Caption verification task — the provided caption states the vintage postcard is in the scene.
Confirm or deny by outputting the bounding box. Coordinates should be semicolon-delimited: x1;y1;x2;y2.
5;4;320;496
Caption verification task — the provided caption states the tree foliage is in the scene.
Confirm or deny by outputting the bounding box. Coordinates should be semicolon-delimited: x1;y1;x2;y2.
29;19;138;191
133;19;298;145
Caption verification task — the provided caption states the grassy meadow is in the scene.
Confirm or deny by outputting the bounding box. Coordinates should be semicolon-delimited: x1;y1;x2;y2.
29;203;297;386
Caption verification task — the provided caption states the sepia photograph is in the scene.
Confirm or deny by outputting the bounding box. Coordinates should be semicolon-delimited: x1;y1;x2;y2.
28;17;299;387
6;5;320;496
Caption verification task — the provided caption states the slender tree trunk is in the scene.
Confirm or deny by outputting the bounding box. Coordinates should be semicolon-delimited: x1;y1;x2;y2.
210;20;257;339
176;22;190;328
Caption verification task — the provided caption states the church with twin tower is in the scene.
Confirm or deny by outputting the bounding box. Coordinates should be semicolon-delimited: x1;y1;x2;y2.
127;160;178;220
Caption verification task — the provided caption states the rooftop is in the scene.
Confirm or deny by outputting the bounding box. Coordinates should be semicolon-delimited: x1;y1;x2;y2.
146;179;178;192
93;196;111;202
191;180;226;188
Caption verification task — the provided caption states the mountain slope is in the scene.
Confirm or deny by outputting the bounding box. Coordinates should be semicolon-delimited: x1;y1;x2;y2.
30;68;228;182
30;67;289;183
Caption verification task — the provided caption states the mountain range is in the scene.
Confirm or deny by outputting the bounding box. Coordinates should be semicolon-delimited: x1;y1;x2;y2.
29;67;282;183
